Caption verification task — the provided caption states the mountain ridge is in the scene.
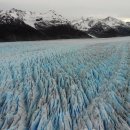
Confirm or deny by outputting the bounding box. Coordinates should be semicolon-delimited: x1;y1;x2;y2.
0;8;130;41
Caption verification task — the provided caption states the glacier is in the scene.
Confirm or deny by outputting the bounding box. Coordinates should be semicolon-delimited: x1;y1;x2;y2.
0;37;130;130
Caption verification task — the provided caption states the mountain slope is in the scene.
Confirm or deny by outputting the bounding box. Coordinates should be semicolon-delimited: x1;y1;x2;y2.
0;9;90;42
0;13;45;41
73;16;130;38
72;17;100;31
88;22;118;38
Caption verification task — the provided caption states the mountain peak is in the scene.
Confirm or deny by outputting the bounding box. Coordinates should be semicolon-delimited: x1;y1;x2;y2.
9;8;23;13
102;16;127;27
43;10;64;19
72;17;100;31
105;16;116;20
0;8;69;28
10;8;18;11
103;16;119;22
42;10;68;23
44;10;59;16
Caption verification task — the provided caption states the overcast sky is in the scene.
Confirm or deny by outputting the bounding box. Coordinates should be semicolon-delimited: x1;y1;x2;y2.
0;0;130;20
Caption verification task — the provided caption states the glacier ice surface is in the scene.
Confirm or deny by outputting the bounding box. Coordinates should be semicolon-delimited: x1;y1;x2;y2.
0;37;130;130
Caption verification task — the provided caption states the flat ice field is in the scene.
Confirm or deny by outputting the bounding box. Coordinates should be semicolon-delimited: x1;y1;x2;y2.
0;37;130;130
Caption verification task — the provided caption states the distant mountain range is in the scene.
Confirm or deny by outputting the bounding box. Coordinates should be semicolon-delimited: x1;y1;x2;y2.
72;17;130;38
0;8;130;42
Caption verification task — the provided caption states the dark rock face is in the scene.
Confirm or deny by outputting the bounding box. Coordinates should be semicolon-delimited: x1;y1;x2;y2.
36;24;91;39
0;23;90;42
0;22;45;42
115;26;130;36
88;22;130;38
88;22;118;38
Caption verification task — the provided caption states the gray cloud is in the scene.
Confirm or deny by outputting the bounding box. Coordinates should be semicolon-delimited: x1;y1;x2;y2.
0;0;130;19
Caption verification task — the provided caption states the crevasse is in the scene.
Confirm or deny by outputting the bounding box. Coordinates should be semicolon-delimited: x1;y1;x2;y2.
0;38;130;130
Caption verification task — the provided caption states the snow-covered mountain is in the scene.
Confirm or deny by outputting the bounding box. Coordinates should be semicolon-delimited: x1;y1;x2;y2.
72;17;100;31
72;16;129;31
0;8;69;28
102;16;128;28
0;8;90;41
72;16;130;38
0;8;130;41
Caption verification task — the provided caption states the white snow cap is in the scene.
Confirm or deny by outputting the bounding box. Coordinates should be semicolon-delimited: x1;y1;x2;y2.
0;8;69;28
72;16;129;31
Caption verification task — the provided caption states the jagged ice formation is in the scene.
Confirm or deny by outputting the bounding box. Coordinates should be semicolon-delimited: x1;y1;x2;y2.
0;37;130;130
